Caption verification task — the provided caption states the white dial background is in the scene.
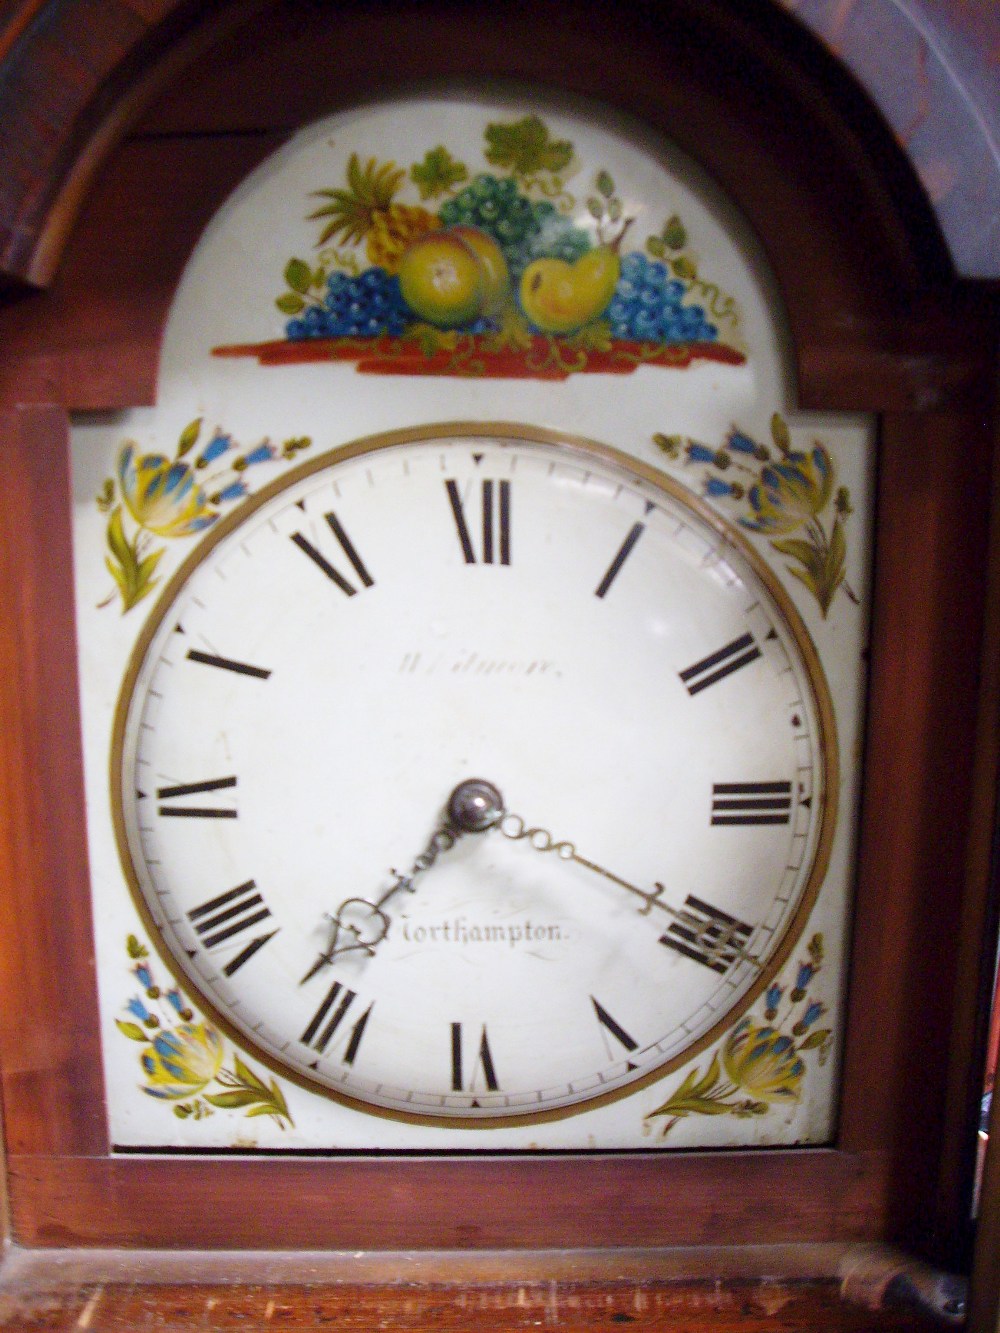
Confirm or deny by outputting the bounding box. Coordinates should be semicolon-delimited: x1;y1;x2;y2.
115;429;832;1122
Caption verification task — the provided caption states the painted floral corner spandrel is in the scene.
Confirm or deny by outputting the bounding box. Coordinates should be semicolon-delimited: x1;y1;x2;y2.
656;413;857;617
97;418;310;612
117;935;294;1128
213;113;745;380
644;934;831;1139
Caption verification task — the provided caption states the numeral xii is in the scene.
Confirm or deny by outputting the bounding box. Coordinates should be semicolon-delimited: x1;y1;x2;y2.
446;478;510;565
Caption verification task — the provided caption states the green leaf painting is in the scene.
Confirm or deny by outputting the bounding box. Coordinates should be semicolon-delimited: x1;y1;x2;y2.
411;145;468;199
484;114;572;177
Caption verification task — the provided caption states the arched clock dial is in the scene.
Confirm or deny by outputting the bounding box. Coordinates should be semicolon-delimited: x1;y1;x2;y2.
113;424;835;1124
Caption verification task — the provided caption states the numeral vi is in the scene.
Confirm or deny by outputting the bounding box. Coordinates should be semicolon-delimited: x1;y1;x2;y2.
451;1021;500;1092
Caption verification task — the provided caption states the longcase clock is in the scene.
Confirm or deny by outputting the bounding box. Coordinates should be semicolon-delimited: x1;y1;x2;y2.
0;0;997;1290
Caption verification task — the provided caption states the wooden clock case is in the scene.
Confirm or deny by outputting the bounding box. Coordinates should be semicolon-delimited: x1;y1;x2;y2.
0;0;997;1290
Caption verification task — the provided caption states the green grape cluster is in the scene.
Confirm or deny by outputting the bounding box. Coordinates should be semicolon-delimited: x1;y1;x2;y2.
439;173;591;280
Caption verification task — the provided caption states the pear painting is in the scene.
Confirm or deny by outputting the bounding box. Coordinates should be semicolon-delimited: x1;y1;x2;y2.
215;115;745;380
520;218;629;335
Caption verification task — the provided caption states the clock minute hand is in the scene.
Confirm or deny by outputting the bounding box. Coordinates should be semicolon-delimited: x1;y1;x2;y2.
497;811;667;914
300;779;504;983
496;810;760;970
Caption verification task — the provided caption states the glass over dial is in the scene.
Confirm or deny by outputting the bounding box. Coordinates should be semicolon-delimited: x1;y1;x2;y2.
113;425;835;1122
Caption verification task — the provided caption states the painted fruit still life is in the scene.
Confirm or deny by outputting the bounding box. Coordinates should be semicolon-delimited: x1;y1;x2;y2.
214;114;746;380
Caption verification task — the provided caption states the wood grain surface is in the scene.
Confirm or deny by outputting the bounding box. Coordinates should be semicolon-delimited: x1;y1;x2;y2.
0;405;107;1159
0;1276;953;1331
0;1244;961;1331
5;1149;888;1251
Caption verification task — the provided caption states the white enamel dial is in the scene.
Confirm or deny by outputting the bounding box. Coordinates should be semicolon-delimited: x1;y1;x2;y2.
113;425;835;1123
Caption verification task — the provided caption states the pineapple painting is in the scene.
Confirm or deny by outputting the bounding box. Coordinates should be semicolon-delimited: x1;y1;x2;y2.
311;154;438;273
214;113;746;379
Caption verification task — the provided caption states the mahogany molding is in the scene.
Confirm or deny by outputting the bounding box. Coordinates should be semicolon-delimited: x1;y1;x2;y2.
0;0;994;298
0;0;270;290
0;406;107;1162
776;0;1000;281
0;0;995;420
0;1245;955;1330
6;1151;886;1251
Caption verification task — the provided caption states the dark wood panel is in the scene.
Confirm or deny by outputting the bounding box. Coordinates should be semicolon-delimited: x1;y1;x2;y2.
797;293;999;412
0;405;107;1157
0;0;155;281
965;412;1000;1331
838;408;997;1266
0;0;274;289
0;133;288;410
7;1149;889;1250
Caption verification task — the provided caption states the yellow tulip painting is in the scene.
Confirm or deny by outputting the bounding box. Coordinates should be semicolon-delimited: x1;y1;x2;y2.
117;936;293;1129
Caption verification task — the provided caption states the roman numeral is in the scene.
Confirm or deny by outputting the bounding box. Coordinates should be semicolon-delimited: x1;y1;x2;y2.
595;522;645;598
187;879;278;974
591;997;639;1053
445;479;511;564
186;649;271;680
711;781;793;826
660;894;754;973
157;776;237;818
301;980;372;1063
451;1022;499;1091
679;632;762;696
291;511;374;595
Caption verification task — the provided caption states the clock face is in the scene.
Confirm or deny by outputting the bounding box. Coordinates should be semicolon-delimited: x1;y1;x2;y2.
112;425;835;1123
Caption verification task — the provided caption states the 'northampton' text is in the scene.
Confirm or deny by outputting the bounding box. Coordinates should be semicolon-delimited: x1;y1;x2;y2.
399;916;564;948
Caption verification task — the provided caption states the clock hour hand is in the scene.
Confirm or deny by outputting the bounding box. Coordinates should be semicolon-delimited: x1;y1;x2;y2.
299;894;395;983
300;779;504;983
496;808;760;971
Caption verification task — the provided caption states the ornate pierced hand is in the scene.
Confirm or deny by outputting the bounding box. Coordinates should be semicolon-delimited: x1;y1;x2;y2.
300;779;504;982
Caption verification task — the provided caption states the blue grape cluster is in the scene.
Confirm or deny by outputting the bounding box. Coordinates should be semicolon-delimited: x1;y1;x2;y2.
606;253;718;344
439;174;591;281
286;268;410;340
